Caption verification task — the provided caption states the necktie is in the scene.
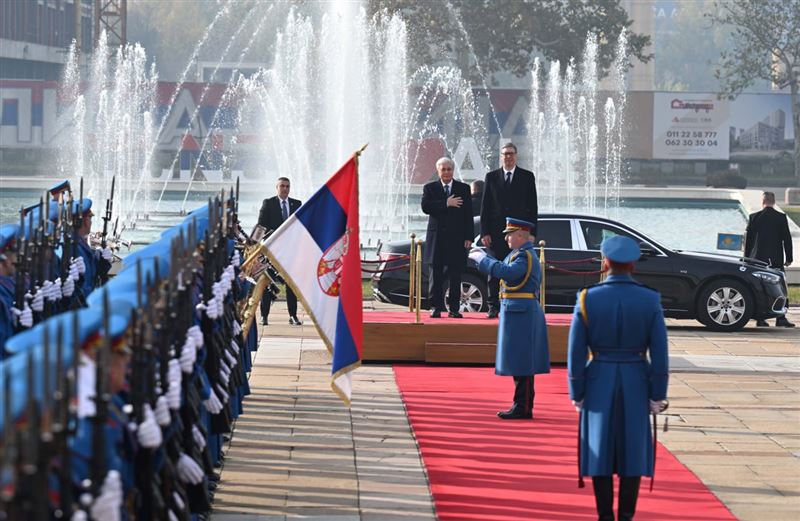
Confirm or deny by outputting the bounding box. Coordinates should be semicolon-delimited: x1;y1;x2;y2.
444;184;450;198
505;172;512;186
282;200;289;221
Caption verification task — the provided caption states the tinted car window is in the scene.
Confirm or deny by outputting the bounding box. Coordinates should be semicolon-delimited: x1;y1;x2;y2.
538;220;572;249
580;220;635;250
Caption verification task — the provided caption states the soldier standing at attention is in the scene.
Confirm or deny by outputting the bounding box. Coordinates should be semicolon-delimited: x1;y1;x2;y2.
469;218;549;419
568;236;669;521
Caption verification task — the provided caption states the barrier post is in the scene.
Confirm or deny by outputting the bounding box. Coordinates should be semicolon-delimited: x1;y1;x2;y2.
538;240;546;311
415;240;423;324
408;233;416;312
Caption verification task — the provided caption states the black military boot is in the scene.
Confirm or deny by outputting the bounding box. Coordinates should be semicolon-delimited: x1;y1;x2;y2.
618;476;641;521
592;476;615;521
776;316;796;328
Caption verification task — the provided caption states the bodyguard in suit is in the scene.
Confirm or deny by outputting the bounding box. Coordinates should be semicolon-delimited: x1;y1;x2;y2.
258;177;303;326
469;218;550;419
568;236;669;521
744;191;794;327
421;157;473;318
480;142;538;318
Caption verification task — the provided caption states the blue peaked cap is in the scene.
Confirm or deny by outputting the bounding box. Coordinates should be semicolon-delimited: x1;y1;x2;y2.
0;308;102;433
71;198;93;215
503;217;535;234
0;224;19;252
601;235;641;263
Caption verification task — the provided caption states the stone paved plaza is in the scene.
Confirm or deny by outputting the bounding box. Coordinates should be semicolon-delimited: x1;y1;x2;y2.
211;302;800;521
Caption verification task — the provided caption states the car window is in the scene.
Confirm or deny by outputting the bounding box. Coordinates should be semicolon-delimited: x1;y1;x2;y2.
537;220;572;249
580;220;635;250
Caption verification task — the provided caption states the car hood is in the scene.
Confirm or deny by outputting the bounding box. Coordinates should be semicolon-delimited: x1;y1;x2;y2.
677;250;776;270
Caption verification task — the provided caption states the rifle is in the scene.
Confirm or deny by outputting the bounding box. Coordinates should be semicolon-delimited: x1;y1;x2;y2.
90;292;111;498
0;364;18;515
53;321;74;519
98;176;115;285
130;259;165;519
14;206;27;321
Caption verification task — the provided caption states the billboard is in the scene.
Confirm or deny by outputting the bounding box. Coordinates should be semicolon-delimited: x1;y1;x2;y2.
652;91;795;164
653;92;730;160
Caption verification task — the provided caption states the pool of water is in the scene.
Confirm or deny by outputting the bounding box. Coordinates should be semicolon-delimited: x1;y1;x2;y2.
1;189;748;256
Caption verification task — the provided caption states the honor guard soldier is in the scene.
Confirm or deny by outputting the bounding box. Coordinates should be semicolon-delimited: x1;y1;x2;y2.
72;199;113;298
567;235;669;521
0;224;19;353
469;218;550;419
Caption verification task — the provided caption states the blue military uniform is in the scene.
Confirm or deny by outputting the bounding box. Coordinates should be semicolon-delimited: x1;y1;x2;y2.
0;224;19;356
474;218;550;419
72;199;111;298
567;235;669;521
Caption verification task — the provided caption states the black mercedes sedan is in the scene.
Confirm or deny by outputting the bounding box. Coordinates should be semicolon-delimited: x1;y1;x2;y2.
371;214;789;332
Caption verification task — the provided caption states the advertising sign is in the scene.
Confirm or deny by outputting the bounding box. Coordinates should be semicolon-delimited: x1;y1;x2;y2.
653;92;730;160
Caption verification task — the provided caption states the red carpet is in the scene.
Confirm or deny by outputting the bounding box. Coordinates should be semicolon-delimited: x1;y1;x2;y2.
394;366;736;521
364;311;572;326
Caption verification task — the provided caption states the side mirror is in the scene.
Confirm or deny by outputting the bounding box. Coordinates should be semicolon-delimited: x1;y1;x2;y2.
639;242;658;257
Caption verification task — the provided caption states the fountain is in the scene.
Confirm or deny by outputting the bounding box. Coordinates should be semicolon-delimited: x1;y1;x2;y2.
51;1;633;249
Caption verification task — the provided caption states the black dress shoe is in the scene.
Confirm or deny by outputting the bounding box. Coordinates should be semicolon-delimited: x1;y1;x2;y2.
497;409;532;420
487;309;499;319
289;315;303;326
756;319;769;327
448;311;463;318
261;318;269;326
776;317;796;328
430;309;441;318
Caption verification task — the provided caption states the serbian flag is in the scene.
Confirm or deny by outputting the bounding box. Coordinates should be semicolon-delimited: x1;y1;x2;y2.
262;149;364;404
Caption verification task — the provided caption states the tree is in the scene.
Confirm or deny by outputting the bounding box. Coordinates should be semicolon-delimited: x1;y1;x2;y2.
367;0;651;82
710;0;800;184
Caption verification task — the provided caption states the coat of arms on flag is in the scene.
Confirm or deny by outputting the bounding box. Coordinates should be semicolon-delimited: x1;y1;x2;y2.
260;148;364;404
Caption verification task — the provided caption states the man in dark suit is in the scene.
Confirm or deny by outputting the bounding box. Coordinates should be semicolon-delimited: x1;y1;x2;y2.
421;157;473;318
258;177;303;326
745;191;794;327
480;142;538;318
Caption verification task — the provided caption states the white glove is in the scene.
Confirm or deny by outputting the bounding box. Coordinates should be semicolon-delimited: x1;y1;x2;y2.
62;276;75;297
187;325;204;348
154;395;171;427
71;510;88;521
90;470;123;521
41;280;55;302
31;288;44;312
230;339;240;355
219;363;230;386
179;336;197;373
176;453;204;485
136;404;163;448
168;511;179;521
100;247;113;261
215;383;229;404
72;255;86;275
197;299;220;319
232;319;242;336
203;389;223;414
12;305;33;328
224;349;237;368
192;425;207;451
468;248;487;263
649;400;668;414
232;250;241;267
572;400;583;412
172;491;185;512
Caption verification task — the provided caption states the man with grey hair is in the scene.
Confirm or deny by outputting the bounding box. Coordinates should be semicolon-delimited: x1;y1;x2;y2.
480;142;538;318
421;157;474;318
745;191;794;327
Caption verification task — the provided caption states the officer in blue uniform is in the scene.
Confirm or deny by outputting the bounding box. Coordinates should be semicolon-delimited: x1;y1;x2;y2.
469;217;550;419
567;235;669;521
72;198;112;298
0;224;19;354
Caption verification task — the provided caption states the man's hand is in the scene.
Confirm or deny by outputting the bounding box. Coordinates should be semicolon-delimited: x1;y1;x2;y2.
572;400;583;412
786;261;792;267
649;399;668;414
481;234;492;248
464;240;472;249
446;195;463;208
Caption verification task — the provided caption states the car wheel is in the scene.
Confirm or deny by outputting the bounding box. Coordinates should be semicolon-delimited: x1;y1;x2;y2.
696;279;753;332
445;273;487;313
